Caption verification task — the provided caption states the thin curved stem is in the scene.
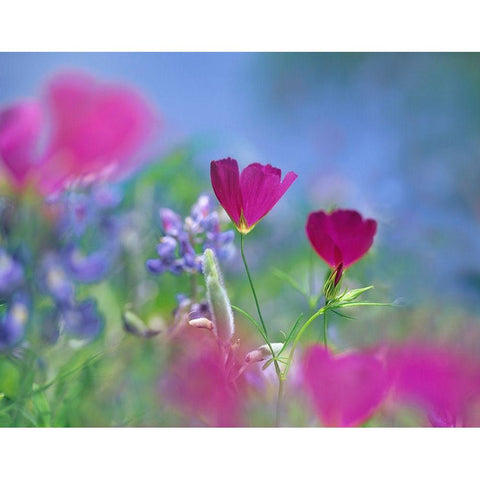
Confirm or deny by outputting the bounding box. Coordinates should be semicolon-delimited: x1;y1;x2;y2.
240;233;268;337
275;377;284;427
282;306;326;378
239;233;283;425
323;310;328;349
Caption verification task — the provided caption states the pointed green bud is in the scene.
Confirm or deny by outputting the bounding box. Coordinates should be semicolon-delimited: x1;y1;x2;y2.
203;249;234;343
340;285;374;302
323;264;344;302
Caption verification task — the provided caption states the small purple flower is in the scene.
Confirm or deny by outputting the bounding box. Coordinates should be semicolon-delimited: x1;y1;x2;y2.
146;258;166;274
0;293;29;351
41;253;75;306
156;236;177;261
0;248;24;294
159;208;183;236
64;246;111;283
190;194;211;223
147;195;235;277
61;299;103;340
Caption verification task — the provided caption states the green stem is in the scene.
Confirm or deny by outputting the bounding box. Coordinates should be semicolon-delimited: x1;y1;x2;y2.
323;309;328;348
275;377;284;427
239;233;283;424
283;306;326;378
240;234;268;337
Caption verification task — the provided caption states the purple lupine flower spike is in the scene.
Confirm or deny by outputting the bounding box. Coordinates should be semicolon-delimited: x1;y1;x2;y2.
147;194;235;278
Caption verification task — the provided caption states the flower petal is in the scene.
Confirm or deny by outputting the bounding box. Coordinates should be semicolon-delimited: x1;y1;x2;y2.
302;345;389;427
239;163;297;227
0;100;42;187
306;209;377;269
40;71;157;190
210;158;243;225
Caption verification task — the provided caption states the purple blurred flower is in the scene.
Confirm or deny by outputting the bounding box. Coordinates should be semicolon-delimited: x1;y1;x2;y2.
92;184;122;209
61;299;103;340
40;253;75;305
0;293;30;351
0;248;24;294
64;247;111;283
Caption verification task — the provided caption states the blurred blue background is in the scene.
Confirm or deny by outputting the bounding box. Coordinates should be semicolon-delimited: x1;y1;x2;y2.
1;52;479;308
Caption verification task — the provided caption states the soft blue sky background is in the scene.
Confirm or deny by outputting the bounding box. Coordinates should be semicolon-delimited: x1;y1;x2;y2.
1;53;480;306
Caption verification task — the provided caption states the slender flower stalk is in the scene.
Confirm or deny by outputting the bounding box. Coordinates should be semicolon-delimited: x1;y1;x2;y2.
239;233;284;426
323;310;328;349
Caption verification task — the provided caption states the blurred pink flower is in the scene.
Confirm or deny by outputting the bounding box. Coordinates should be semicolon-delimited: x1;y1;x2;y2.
0;71;158;194
0;100;43;188
210;157;297;234
159;326;263;427
301;345;389;427
306;209;377;282
386;344;480;427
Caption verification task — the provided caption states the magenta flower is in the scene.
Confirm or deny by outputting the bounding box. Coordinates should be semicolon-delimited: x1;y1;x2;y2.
0;100;42;189
210;157;297;234
0;71;158;194
301;345;389;427
386;344;480;427
160;348;242;426
306;209;377;280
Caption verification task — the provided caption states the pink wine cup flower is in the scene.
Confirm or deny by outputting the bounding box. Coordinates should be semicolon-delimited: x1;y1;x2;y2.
306;209;377;282
301;345;389;427
210;157;297;234
0;70;159;195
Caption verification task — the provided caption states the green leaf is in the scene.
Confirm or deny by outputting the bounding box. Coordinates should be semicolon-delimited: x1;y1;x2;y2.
337;301;396;308
32;383;51;427
272;268;307;298
231;305;269;344
331;309;356;320
0;360;21;399
278;313;304;355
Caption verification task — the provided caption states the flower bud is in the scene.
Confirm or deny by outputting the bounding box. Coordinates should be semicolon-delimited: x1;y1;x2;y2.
323;264;344;301
203;248;220;282
203;249;234;344
188;318;214;331
245;343;284;364
122;309;161;338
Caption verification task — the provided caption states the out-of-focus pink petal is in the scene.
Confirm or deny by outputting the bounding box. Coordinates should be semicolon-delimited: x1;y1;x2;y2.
386;344;480;427
239;163;297;227
40;71;157;191
0;100;42;187
306;209;377;269
301;345;389;427
210;158;243;225
160;348;240;426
